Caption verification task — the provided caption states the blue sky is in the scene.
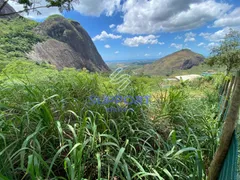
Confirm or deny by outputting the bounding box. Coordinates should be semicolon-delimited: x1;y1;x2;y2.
9;0;240;61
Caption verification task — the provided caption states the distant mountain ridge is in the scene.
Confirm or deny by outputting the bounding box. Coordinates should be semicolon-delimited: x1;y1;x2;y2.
136;49;205;76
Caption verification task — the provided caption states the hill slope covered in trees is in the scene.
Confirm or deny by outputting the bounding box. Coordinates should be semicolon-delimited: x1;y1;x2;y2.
0;12;109;72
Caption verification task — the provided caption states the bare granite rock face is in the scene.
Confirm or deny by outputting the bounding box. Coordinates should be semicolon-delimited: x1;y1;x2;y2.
27;39;89;69
0;1;110;72
0;0;18;18
28;15;110;72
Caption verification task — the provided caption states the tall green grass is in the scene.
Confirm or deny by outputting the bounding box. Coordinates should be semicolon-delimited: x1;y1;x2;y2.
0;61;224;179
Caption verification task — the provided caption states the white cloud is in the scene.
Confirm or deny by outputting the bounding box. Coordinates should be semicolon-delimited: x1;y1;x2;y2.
184;32;196;42
199;27;240;42
8;0;121;19
207;42;219;50
158;52;162;56
175;35;182;40
214;7;240;27
109;24;116;29
159;42;165;45
123;35;159;47
144;54;150;57
185;38;195;42
115;51;119;54
8;0;237;35
117;0;232;34
199;32;212;40
170;43;183;49
198;42;205;47
104;44;111;48
74;0;121;16
92;31;122;41
182;44;191;49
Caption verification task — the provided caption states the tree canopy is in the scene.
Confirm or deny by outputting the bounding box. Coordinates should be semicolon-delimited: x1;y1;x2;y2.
207;29;240;75
0;0;76;16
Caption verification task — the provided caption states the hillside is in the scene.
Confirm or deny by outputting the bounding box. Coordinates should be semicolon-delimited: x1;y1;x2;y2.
28;15;110;71
136;49;205;76
0;3;109;72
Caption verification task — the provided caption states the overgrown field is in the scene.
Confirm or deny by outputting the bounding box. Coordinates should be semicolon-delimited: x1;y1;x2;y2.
0;60;239;179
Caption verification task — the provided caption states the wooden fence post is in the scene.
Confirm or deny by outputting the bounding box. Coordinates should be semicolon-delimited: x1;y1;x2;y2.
219;76;236;121
208;72;240;180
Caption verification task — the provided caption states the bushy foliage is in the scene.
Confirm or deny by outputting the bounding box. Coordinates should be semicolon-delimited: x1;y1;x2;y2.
206;29;240;74
0;18;45;70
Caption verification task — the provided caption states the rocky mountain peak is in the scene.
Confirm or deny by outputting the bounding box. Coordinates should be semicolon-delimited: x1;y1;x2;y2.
28;15;110;72
0;0;18;18
136;49;205;76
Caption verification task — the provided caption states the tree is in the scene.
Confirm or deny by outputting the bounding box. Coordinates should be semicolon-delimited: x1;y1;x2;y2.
206;29;240;75
0;0;77;17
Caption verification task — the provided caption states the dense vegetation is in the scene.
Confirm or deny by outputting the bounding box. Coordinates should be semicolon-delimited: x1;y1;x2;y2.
0;60;238;179
207;29;240;75
0;18;45;70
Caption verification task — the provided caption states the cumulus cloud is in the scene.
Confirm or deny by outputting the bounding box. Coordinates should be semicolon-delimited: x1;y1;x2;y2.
170;43;183;49
117;0;232;34
92;31;122;41
73;0;121;16
8;0;238;36
104;44;111;48
109;24;116;29
144;54;150;57
213;7;240;27
184;32;196;42
207;42;219;50
8;0;121;19
159;42;165;45
199;27;239;42
198;42;205;47
123;35;159;47
175;36;182;40
115;51;119;54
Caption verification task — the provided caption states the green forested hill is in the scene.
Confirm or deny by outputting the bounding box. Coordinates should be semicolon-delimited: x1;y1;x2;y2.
0;15;110;72
0;18;45;69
